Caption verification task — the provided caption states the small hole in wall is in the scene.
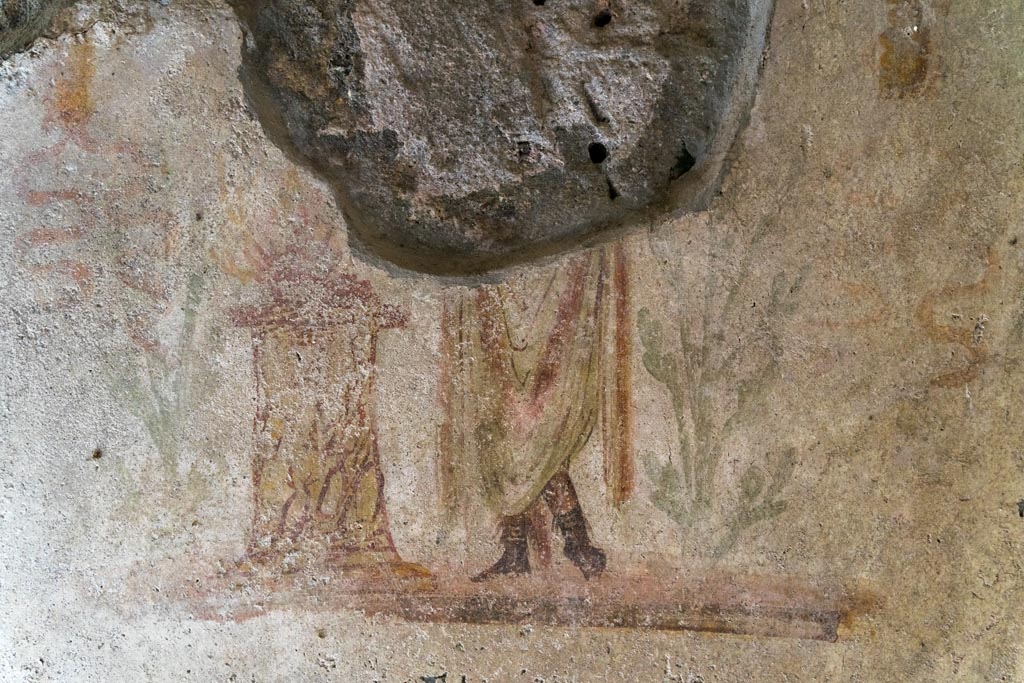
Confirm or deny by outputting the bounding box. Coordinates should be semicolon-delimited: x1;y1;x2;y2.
669;143;697;179
606;178;619;200
593;9;612;27
533;0;545;5
91;448;103;460
588;142;608;163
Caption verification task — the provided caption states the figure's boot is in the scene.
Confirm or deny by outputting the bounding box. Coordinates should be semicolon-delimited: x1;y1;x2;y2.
553;506;606;580
541;469;607;580
471;514;531;582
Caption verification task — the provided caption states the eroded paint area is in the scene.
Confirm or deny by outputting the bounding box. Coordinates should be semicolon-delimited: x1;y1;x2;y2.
3;1;1024;681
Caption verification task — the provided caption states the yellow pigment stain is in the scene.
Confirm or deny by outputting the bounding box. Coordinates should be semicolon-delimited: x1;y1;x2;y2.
879;0;932;98
53;41;97;129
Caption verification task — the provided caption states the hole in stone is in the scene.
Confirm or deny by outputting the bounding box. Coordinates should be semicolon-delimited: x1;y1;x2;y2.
593;9;612;27
606;178;619;200
533;0;545;5
669;143;697;179
588;142;608;163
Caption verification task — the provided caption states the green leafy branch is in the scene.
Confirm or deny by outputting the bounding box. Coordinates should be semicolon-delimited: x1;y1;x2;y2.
640;209;807;554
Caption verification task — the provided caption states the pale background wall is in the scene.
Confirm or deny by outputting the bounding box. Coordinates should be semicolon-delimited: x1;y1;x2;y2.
1;0;1023;680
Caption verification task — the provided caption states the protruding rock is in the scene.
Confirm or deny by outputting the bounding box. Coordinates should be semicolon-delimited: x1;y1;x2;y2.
232;0;774;272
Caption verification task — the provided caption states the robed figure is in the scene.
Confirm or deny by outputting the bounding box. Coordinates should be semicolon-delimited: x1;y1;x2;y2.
439;243;634;580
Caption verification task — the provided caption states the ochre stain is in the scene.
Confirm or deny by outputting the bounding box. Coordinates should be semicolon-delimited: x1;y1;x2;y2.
836;582;885;636
52;41;97;130
879;0;932;98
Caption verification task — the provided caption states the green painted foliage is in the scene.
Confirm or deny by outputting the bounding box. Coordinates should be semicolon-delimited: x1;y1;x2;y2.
639;221;808;555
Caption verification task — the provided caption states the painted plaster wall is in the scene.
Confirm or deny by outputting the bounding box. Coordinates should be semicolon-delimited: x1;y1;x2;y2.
1;0;1022;680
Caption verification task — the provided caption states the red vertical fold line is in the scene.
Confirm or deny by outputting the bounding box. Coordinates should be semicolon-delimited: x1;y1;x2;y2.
437;291;461;520
612;242;634;505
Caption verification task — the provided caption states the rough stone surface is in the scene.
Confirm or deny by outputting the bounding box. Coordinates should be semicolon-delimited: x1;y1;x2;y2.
0;0;70;57
2;1;1024;681
232;0;773;272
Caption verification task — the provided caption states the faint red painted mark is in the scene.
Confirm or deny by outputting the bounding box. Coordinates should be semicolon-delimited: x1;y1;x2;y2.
915;248;1000;387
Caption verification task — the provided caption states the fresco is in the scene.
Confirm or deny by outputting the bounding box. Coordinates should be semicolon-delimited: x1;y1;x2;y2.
438;243;632;582
6;3;1024;680
189;231;853;641
4;28;856;643
230;266;430;584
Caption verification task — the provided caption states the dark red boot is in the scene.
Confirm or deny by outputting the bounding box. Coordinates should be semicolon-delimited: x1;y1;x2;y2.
472;514;530;582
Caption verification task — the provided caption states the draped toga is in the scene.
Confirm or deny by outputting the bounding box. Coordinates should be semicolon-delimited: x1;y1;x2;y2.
439;243;634;519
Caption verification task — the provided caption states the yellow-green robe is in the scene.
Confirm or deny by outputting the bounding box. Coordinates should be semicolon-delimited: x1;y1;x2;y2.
439;243;634;519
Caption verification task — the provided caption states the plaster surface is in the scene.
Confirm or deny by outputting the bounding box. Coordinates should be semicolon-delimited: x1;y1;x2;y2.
1;0;1023;681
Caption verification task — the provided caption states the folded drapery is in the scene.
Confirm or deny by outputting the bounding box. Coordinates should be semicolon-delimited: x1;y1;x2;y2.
439;242;634;522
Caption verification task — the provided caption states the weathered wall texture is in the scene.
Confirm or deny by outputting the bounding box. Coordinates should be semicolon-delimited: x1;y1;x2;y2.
1;0;1023;681
228;0;773;271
